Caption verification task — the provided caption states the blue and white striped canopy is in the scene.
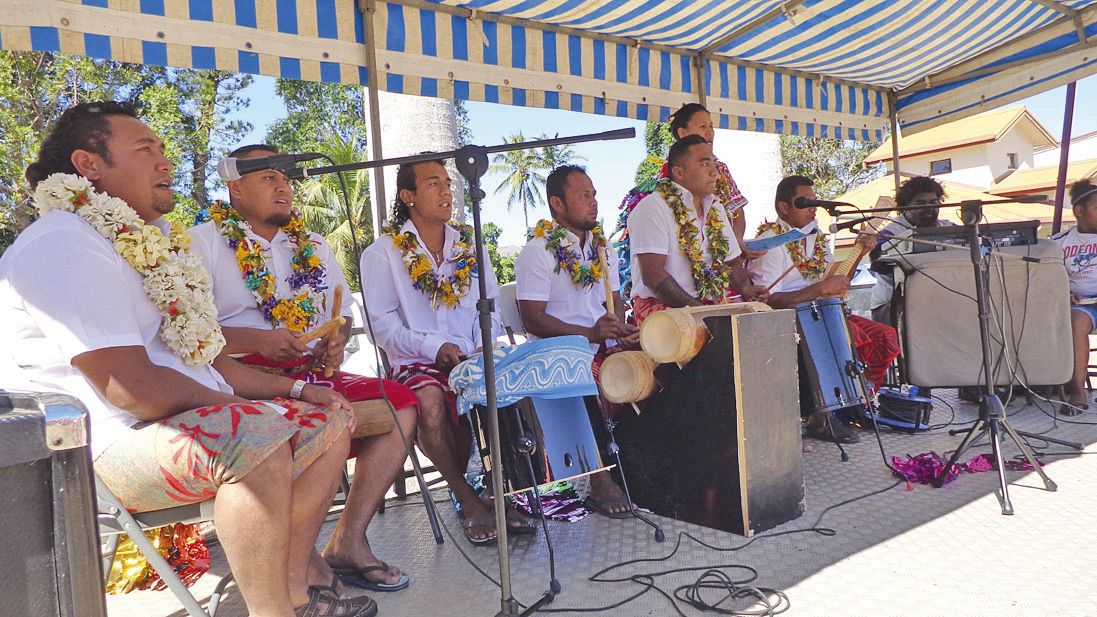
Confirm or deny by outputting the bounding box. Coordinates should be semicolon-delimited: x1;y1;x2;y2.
1;0;1095;140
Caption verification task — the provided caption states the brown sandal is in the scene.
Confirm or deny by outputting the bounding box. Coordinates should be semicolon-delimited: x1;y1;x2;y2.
295;586;377;617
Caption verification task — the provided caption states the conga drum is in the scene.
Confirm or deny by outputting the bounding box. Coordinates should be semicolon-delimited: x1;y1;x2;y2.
640;303;772;365
598;351;657;403
794;298;869;412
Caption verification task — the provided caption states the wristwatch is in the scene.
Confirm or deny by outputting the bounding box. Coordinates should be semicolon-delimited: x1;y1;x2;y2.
289;379;307;399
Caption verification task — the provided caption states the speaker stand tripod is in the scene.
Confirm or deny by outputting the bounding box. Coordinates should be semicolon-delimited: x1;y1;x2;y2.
930;201;1056;514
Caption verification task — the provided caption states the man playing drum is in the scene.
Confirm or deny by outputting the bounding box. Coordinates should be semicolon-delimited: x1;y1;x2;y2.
360;157;537;545
514;164;638;518
189;144;416;593
627;134;768;323
0;102;372;617
748;175;900;443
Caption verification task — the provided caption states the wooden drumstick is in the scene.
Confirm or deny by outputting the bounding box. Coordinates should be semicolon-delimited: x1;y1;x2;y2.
765;263;798;292
323;284;344;377
298;316;346;344
599;245;615;318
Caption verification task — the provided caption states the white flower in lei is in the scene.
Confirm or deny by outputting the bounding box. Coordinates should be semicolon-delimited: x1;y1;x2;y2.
33;173;226;365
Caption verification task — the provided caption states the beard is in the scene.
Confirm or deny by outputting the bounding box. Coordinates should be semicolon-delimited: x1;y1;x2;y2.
265;212;293;228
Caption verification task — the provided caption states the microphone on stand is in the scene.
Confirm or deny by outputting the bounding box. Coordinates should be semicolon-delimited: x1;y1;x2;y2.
828;216;876;234
215;152;324;181
794;196;853;212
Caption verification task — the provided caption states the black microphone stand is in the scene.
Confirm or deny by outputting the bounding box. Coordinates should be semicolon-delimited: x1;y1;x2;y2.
292;128;636;616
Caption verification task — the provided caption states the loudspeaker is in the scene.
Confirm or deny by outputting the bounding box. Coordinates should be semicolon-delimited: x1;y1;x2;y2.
616;310;804;537
0;391;106;617
899;239;1072;388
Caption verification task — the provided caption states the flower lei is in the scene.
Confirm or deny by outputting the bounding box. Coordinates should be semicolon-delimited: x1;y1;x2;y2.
529;219;606;289
657;183;733;302
385;221;477;309
207;201;326;334
33;174;225;365
757;221;828;280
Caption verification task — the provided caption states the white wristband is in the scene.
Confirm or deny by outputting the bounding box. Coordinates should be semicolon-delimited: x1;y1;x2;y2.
289;379;307;399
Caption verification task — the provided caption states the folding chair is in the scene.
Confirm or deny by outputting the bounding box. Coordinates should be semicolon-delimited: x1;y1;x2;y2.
97;477;231;617
498;281;525;344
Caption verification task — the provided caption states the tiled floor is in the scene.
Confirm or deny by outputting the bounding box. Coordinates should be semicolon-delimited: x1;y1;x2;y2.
106;389;1097;617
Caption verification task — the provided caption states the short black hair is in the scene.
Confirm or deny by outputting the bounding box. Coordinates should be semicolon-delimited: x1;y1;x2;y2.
1070;178;1097;208
774;175;814;208
228;143;279;159
545;164;588;205
26;100;139;189
390;156;446;227
896;176;945;209
668;103;708;139
667;134;708;173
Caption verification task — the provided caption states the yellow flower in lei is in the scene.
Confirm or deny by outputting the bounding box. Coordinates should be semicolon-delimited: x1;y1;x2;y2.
385;221;478;309
32;173;225;365
530;219;605;288
208;201;326;334
757;221;828;280
657;182;734;302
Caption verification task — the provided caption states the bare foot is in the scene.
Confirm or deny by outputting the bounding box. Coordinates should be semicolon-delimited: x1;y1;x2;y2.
587;471;634;516
323;536;405;587
306;548;346;596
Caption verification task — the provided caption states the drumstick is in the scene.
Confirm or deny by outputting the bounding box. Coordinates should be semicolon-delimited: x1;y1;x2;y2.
765;263;798;292
298;316;345;344
599;245;615;318
323;285;344;377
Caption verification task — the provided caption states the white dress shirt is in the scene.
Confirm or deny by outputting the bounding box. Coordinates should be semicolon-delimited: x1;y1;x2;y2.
627;181;741;300
747;220;832;294
0;211;233;458
360;220;502;366
515;227;620;352
189;220;354;351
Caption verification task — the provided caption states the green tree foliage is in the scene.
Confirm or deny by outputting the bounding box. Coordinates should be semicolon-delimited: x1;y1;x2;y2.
295;134;374;292
482;221;515;284
488;131;546;232
0;51;251;253
633;120;674;184
779;136;882;199
265;79;367;153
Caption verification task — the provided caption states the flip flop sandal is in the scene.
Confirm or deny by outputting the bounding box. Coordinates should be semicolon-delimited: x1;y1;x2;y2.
459;512;498;545
295;586;377;617
334;562;411;592
506;507;540;534
584;495;637;519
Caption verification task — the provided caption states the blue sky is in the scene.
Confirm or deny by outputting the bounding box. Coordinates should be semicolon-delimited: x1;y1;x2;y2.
233;75;1097;246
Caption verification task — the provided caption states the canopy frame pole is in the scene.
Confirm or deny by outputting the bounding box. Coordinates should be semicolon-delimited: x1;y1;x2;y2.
889;91;901;195
1052;81;1077;235
693;54;708;108
360;0;388;237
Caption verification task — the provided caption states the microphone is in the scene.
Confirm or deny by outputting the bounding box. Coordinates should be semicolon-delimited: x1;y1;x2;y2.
828;216;875;233
794;196;851;211
216;152;323;181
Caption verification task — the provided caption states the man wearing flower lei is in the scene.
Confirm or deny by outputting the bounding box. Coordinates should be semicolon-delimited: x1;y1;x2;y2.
615;103;764;299
0;102;376;617
748;175;900;444
189;144;417;593
515;165;640;518
628;135;769;324
361;158;524;546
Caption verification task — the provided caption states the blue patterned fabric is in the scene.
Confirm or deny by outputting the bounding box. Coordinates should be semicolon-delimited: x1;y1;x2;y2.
449;336;598;416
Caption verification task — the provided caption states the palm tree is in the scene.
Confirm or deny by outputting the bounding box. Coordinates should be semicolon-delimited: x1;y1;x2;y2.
296;133;374;291
534;137;585;172
488;131;547;231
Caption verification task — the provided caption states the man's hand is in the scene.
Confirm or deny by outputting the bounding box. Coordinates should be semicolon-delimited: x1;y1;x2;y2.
435;342;465;374
257;328;309;362
740;284;770;304
313;328;349;373
854;231;876;253
814;275;850;297
739;245;768;261
618;331;641;349
590;314;639;343
299;383;352;411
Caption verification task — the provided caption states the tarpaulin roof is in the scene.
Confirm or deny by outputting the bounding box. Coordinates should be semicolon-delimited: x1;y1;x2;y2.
2;0;1095;141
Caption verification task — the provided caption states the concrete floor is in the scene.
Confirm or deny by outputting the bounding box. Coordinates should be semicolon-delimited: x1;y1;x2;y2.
105;388;1097;617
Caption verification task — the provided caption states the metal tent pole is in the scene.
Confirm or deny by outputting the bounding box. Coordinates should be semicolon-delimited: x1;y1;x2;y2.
1052;81;1077;235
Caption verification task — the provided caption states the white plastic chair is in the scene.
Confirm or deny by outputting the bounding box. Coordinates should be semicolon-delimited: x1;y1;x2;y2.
498;282;525;344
